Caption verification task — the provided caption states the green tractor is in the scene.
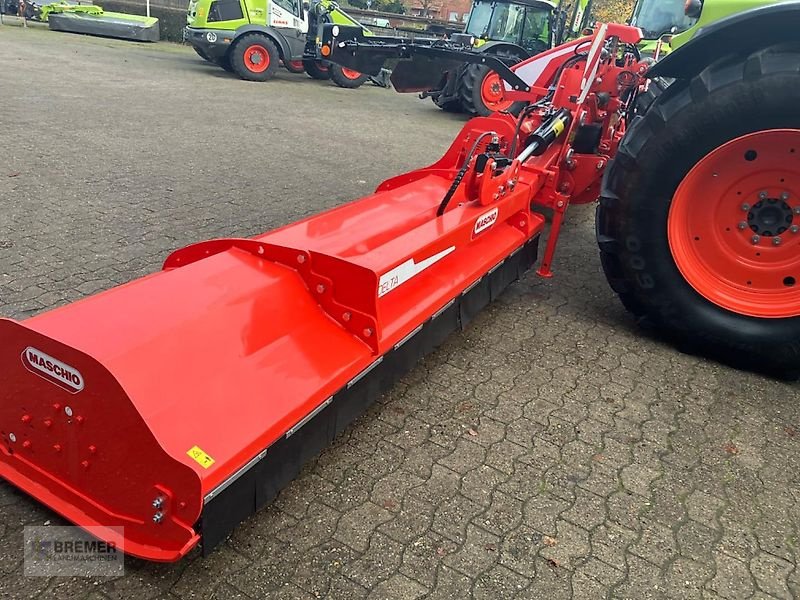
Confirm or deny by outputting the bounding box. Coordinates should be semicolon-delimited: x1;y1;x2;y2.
427;0;559;116
429;0;713;116
184;0;372;87
629;0;698;56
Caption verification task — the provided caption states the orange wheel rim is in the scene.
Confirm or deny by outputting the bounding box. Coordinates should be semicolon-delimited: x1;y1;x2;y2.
668;129;800;318
243;45;269;73
340;67;362;80
479;72;514;112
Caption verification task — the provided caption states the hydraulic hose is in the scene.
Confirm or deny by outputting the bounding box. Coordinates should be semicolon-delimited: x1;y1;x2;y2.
437;131;497;217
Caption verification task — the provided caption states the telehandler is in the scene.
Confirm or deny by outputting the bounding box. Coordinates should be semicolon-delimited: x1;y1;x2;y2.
185;0;372;87
1;0;798;561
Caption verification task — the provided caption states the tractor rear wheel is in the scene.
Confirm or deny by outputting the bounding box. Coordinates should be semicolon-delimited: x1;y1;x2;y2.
304;59;331;80
230;34;279;82
284;59;306;74
597;46;800;376
460;63;526;117
329;64;369;89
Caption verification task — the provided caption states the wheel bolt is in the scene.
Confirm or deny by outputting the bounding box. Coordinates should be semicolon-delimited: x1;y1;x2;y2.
737;221;747;230
751;235;760;244
781;192;789;201
791;225;799;234
794;206;800;215
759;191;768;200
741;203;751;211
773;237;782;246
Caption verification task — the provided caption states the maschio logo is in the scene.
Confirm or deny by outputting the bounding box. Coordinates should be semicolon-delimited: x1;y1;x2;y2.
21;347;84;393
473;208;499;236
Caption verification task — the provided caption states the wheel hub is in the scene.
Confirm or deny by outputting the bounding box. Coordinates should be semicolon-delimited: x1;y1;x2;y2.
747;197;793;236
667;129;800;318
243;44;270;73
479;72;513;111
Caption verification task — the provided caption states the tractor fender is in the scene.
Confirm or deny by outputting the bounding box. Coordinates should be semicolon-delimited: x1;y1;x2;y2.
232;25;292;61
649;1;800;79
474;41;530;61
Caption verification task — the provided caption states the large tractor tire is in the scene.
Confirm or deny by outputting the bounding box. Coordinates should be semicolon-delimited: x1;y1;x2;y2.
230;34;279;82
283;59;306;74
631;76;670;116
597;46;800;376
304;59;331;80
329;64;369;89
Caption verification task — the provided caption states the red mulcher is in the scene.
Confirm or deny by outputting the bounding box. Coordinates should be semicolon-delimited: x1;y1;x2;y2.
2;4;799;561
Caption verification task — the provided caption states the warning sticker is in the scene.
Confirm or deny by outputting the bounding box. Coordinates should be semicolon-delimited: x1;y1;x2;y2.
187;445;215;469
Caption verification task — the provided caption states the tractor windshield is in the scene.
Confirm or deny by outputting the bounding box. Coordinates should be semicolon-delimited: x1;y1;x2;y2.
520;4;550;52
465;0;551;53
465;1;493;38
630;0;696;39
486;3;527;42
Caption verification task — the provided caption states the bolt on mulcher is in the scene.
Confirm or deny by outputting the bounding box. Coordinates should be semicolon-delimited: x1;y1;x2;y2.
1;0;798;561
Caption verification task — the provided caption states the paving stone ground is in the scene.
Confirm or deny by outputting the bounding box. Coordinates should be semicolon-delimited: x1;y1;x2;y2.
1;26;799;600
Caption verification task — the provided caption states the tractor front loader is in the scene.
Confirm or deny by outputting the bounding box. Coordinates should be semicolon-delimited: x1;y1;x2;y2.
2;1;799;561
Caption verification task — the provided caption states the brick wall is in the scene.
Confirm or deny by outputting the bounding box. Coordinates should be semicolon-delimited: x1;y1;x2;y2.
406;0;472;23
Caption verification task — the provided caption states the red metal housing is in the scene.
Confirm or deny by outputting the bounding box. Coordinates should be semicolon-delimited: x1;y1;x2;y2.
0;23;644;560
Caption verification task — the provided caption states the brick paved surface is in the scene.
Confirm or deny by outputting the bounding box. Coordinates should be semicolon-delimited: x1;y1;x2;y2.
1;27;799;600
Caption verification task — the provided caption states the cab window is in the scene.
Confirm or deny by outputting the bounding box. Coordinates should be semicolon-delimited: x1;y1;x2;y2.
486;3;526;43
273;0;299;16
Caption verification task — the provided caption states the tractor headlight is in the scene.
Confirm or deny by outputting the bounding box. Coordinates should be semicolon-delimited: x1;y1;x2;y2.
206;31;218;42
684;0;703;19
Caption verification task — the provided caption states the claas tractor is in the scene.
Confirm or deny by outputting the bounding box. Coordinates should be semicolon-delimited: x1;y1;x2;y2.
184;0;373;87
629;0;698;56
426;0;559;116
2;0;799;561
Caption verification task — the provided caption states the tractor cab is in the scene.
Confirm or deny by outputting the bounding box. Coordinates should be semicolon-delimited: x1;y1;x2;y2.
464;0;555;55
630;0;697;53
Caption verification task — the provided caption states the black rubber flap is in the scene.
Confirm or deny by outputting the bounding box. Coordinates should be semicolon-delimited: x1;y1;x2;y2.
201;236;539;554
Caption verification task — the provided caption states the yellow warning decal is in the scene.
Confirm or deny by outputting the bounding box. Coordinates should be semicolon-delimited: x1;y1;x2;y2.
553;119;566;137
187;445;215;469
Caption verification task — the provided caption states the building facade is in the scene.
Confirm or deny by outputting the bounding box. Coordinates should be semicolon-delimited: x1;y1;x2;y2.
406;0;473;23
